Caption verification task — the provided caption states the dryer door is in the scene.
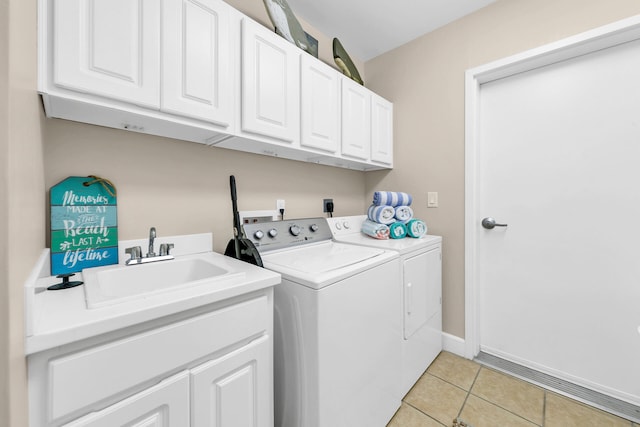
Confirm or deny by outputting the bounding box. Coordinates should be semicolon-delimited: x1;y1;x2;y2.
404;248;442;339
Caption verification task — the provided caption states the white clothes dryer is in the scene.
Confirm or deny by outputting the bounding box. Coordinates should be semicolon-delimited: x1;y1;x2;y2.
243;217;401;427
327;215;443;396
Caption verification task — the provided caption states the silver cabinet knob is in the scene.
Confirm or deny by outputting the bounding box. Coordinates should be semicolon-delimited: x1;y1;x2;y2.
482;217;508;229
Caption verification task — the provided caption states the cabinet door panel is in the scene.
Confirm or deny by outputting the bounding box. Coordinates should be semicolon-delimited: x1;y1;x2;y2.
371;94;393;165
241;18;300;143
404;248;442;339
191;336;271;427
301;55;340;153
341;77;370;160
162;0;233;126
54;0;160;108
63;371;189;427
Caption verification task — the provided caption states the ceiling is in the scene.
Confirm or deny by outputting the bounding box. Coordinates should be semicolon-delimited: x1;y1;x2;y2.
285;0;497;61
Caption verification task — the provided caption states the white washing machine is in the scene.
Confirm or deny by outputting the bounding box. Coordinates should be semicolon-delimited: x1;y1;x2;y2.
243;217;401;427
327;215;443;396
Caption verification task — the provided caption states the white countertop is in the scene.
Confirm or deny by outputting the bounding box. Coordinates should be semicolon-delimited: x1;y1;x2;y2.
25;233;280;355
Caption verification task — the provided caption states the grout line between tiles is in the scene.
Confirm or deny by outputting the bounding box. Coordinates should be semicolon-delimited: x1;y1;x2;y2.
401;400;448;426
470;392;543;426
542;390;547;427
456;365;484;419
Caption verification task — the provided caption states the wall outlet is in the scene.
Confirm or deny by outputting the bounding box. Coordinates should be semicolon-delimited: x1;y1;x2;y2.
323;198;334;213
240;210;278;224
276;199;285;211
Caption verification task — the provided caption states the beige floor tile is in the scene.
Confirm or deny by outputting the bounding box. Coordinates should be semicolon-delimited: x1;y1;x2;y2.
545;393;632;427
404;373;467;425
470;367;544;425
426;351;481;391
459;395;539;427
386;403;445;427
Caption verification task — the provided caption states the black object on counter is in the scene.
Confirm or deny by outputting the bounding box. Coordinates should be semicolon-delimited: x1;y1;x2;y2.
224;175;263;267
47;273;84;291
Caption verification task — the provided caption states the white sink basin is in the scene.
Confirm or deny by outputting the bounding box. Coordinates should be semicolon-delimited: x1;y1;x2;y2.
83;255;246;309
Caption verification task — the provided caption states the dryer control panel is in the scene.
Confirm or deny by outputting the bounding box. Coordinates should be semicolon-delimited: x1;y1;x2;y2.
243;217;332;252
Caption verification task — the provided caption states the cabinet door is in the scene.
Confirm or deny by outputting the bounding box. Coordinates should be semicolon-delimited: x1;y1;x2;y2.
241;18;300;143
63;371;190;427
300;55;340;153
53;0;161;108
404;248;442;339
191;336;272;427
162;0;234;127
340;77;371;160
371;94;394;165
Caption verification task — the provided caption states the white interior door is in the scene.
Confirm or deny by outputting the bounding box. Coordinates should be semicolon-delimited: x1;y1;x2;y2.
471;36;640;405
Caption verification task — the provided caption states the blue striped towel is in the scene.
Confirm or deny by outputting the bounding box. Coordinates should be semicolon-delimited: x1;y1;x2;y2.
367;204;396;225
361;219;390;239
372;191;413;207
394;205;413;223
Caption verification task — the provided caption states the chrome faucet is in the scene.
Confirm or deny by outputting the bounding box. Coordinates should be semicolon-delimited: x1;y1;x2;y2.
125;227;174;265
147;227;157;257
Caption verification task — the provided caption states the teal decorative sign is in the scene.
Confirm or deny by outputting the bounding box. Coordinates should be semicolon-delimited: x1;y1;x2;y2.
50;176;118;275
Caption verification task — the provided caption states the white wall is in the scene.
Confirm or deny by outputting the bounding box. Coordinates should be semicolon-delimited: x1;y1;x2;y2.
2;0;47;425
364;0;640;338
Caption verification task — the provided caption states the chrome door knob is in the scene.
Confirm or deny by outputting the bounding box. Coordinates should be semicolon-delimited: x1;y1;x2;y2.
482;217;508;229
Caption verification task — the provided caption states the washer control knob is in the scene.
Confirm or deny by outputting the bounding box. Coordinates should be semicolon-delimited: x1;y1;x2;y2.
335;222;342;230
253;230;264;240
310;224;319;232
343;221;350;229
268;228;278;238
289;225;301;236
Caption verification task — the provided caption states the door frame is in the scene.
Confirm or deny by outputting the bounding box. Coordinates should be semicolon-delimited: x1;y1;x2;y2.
463;15;640;359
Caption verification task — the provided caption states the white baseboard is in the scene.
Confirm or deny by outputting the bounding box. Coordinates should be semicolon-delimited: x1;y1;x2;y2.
442;332;466;358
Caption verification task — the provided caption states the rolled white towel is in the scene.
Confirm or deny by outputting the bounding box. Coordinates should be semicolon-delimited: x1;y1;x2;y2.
372;191;413;207
406;219;427;238
367;204;396;225
394;205;413;223
361;219;390;239
389;222;407;239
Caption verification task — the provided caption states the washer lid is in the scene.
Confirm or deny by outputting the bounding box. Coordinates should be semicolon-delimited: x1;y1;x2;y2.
262;241;398;289
265;241;385;273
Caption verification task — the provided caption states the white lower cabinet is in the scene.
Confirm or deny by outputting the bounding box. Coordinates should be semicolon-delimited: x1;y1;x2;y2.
63;337;270;427
191;336;271;427
29;292;274;427
63;372;190;427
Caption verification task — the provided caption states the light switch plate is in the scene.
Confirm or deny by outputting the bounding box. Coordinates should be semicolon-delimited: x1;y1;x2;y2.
427;192;438;208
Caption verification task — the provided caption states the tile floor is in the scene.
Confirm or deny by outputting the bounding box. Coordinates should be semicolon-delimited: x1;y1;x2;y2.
387;351;639;427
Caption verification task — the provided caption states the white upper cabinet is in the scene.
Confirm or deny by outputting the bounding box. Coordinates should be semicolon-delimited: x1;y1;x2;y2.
341;76;371;160
41;0;392;170
53;0;161;108
300;54;340;153
371;93;394;166
162;0;235;127
240;18;300;143
340;76;394;167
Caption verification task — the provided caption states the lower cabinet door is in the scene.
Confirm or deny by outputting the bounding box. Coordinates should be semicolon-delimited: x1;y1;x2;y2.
63;371;190;427
191;336;272;427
